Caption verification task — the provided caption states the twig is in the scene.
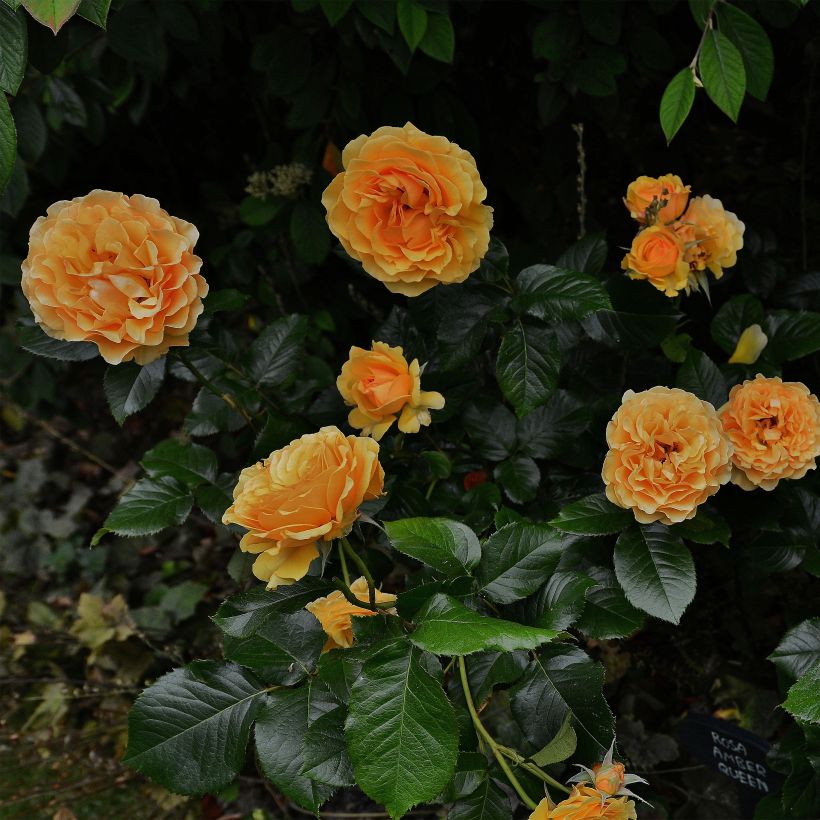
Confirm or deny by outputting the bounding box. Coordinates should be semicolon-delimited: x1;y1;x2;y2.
338;539;352;586
572;122;587;240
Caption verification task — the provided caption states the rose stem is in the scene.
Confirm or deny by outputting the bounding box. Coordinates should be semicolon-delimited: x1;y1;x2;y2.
496;744;571;794
457;657;538;811
338;540;352;586
330;579;378;612
340;536;376;608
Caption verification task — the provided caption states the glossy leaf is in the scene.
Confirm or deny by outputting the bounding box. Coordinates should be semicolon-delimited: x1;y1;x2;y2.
660;67;695;143
22;0;79;32
17;321;97;361
783;663;820;725
301;706;354;787
717;4;773;101
141;439;218;487
769;619;820;680
102;476;193;537
0;4;26;95
247;314;307;386
385;517;480;576
496;322;559;417
550;493;632;536
514;265;611;323
676;348;727;409
103;358;166;425
699;29;746;122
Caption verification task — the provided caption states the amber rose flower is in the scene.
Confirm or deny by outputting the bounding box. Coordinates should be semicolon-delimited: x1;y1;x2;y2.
719;375;820;491
624;174;690;224
21;190;207;365
602;387;733;525
305;577;397;652
677;194;744;279
621;225;690;297
545;787;637;820
337;341;445;440
321;122;493;296
222;427;384;589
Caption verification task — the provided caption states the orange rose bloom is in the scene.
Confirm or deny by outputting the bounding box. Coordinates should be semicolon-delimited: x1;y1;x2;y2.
678;195;745;278
222;427;384;589
602;387;733;525
624;174;690;224
621;225;690;297
337;341;445;440
593;762;626;796
322;122;493;297
305;577;397;652
547;787;637;820
21;190;207;365
719;375;820;491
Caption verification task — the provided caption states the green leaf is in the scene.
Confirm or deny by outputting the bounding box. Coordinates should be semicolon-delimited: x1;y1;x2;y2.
396;0;427;52
436;289;498;371
419;12;454;63
769;619;820;680
476;523;567;605
411;594;557;655
239;195;284;227
583;309;680;351
223;609;325;685
103;476;193;537
576;569;644;639
22;0;79;32
77;0;109;27
477;236;510;283
531;711;577;766
676;348;727;409
493;456;540;504
247;314;307;387
510;644;614;760
525;571;598;632
514;265;611;323
347;640;457;820
671;507;731;546
532;11;580;62
12;96;45;162
17;321;97;361
123;661;267;796
255;682;336;813
202;288;249;316
195;473;235;524
301;706;354;787
556;233;607;275
711;294;764;354
517;390;590;460
142;439;218;487
290;200;330;265
496;322;559;418
212;578;335;639
385;518;480;576
783;663;820;724
319;0;352;25
464;401;517;462
0;5;26;95
448;777;513;820
660;67;696;143
358;0;395;34
763;310;820;362
103;358;166;426
614;525;696;624
699;29;746;122
550;493;632;536
185;387;246;437
717;4;773;101
465;650;529;703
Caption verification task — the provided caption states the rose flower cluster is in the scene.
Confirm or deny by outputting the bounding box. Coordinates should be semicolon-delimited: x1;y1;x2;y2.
621;174;745;297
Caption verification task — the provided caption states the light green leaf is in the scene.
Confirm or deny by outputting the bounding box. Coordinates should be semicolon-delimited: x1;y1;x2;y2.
123;661;267;795
142;439;218;487
385;517;480;576
255;682;336;813
531;711;577;766
0;5;26;95
769;619;820;680
496;322;559;417
514;265;611;323
103;358;166;426
510;644;614;760
476;523;567;604
17;321;97;361
717;4;773;101
411;594;557;655
396;0;427;52
699;29;746;122
550;493;632;536
102;476;193;537
419;12;454;63
22;0;79;32
614;525;696;624
347;640;458;820
783;663;820;725
660;67;695;143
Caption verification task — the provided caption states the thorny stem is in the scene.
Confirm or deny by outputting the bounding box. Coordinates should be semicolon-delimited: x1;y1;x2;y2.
457;657;538;811
174;348;257;431
341;536;376;608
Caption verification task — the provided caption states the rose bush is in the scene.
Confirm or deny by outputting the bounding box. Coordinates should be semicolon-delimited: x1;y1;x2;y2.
3;2;820;819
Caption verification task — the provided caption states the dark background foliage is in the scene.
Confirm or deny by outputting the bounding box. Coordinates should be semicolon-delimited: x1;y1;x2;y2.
2;1;820;818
